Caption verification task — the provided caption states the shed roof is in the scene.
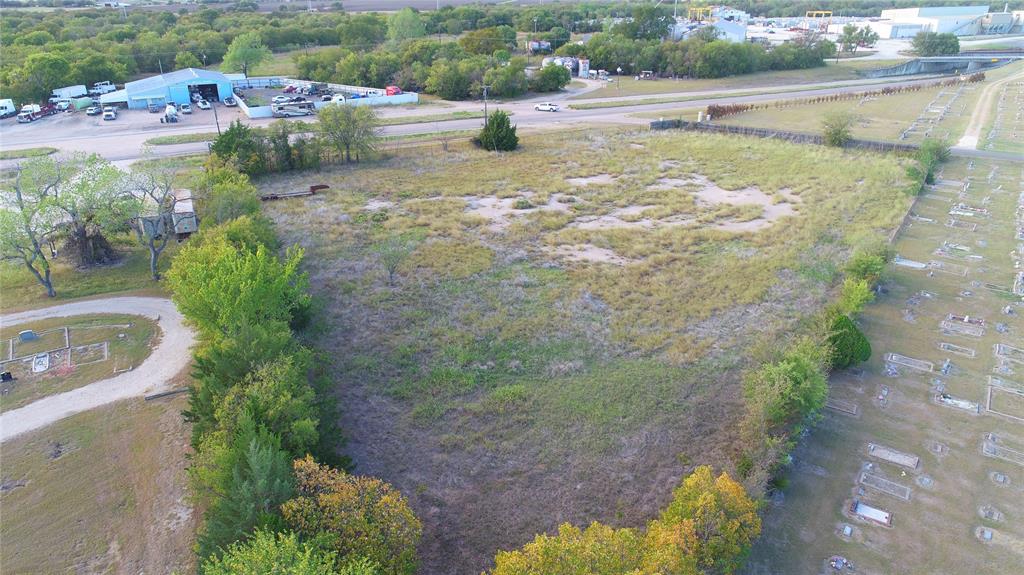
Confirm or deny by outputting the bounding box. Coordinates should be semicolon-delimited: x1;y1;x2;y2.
125;68;230;94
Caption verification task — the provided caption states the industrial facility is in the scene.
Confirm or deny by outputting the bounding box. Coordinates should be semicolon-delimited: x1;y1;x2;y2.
99;68;234;110
827;4;1024;39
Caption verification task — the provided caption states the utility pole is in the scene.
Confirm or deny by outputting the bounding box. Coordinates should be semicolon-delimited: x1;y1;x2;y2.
211;100;222;135
482;84;491;123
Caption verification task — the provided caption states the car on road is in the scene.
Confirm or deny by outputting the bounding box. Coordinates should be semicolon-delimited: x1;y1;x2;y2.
102;106;117;121
196;99;211;110
534;102;560;112
224;97;237;107
86;106;101;116
179;103;192;114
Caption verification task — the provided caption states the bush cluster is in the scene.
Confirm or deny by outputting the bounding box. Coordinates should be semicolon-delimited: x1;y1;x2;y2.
171;163;421;573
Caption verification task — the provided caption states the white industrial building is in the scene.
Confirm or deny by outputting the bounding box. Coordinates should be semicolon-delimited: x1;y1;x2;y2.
826;5;1021;39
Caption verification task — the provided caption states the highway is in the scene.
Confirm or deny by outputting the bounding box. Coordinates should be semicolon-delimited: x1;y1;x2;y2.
0;72;1010;165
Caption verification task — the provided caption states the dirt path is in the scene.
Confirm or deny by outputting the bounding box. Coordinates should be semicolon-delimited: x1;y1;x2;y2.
956;65;1024;149
0;297;194;442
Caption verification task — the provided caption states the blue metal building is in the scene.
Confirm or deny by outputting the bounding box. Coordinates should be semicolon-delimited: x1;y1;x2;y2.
100;68;234;109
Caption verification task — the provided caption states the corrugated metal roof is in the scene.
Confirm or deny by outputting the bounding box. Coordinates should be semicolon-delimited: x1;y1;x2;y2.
99;89;127;104
125;68;230;95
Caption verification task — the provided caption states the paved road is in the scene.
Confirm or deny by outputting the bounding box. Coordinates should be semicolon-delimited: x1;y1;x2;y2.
0;297;195;442
0;74;963;166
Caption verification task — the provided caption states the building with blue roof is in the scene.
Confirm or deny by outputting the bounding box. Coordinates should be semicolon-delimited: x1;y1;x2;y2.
99;68;234;109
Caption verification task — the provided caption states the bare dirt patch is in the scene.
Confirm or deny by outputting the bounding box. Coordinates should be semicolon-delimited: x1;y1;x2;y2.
566;173;617;187
463;193;572;231
550;244;633;265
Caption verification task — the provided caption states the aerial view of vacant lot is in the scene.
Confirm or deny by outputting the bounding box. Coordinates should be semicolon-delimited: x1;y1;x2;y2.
260;128;913;571
3;1;1024;573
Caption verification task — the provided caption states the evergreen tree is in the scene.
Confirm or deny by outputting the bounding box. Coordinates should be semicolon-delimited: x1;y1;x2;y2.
476;110;518;152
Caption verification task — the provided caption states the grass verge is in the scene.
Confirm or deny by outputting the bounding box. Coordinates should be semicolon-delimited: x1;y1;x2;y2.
0;147;58;159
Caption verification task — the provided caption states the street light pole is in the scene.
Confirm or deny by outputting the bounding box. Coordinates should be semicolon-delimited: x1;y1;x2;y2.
211;100;222;135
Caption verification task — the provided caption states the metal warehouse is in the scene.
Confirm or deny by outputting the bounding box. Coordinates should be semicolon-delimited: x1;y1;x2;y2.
99;68;234;109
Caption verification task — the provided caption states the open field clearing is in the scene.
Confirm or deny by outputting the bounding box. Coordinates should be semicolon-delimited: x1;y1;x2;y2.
0;393;195;574
0;314;159;412
260;128;913;573
640;63;1024;146
746;156;1024;574
573;60;907;100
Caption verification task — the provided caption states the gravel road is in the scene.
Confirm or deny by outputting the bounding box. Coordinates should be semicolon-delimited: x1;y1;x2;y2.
0;297;194;442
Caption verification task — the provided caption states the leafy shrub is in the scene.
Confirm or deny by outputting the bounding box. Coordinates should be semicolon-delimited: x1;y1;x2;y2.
513;198;533;210
476;110;518;151
201;529;339;575
283;456;423;575
828;314;871;369
821;112;855;147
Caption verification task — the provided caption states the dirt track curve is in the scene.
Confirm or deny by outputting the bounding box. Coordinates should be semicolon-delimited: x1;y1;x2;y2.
0;297;194;442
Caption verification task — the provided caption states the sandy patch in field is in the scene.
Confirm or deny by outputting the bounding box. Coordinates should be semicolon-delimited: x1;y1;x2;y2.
463;193;573;231
550;244;632;265
566;174;617;187
364;199;395;211
647;178;693;191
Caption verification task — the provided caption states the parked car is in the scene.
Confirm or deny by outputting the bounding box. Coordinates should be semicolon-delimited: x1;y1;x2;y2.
224;97;237;107
190;92;202;103
321;94;333;102
179;103;192;114
283;84;297;93
534;102;560;112
196;99;211;110
148;103;162;113
86;106;101;116
271;95;292;104
102;106;117;121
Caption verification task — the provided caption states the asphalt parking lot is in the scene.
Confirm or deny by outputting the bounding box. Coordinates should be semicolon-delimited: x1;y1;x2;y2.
2;103;247;143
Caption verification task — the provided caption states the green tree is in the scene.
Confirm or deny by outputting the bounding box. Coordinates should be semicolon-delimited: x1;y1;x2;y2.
166;234;309;338
48;153;138;267
483;58;528;97
838;24;861;53
529;63;571;92
222;31;272;77
201;529;339;575
0;158;70;297
317;104;380;163
71;52;129;88
11;53;71;103
643;466;761;575
196;422;296;559
125;164;180;280
192;155;262;225
373;233;419;286
282;456;422;575
338;13;387;50
210;120;268;176
175;50;203;70
742;337;830;429
827;314;871;369
215;352;320;456
424;59;471;100
912;31;959;56
477;109;518;152
821;111;855;147
388;8;426;42
459;26;513;55
613;4;672;40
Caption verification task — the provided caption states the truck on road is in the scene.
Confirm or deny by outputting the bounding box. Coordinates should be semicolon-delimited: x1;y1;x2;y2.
88;81;117;97
0;99;16;119
50;85;88;103
17;104;58;123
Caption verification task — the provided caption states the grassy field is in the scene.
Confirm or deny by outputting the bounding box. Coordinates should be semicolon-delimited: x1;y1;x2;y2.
980;77;1024;154
0;147;58;160
260;128;914;574
0;394;196;574
143;112;489;146
0;239;172;314
747;156;1024;575
574;60;908;100
224;46;331;78
0;314;159;412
